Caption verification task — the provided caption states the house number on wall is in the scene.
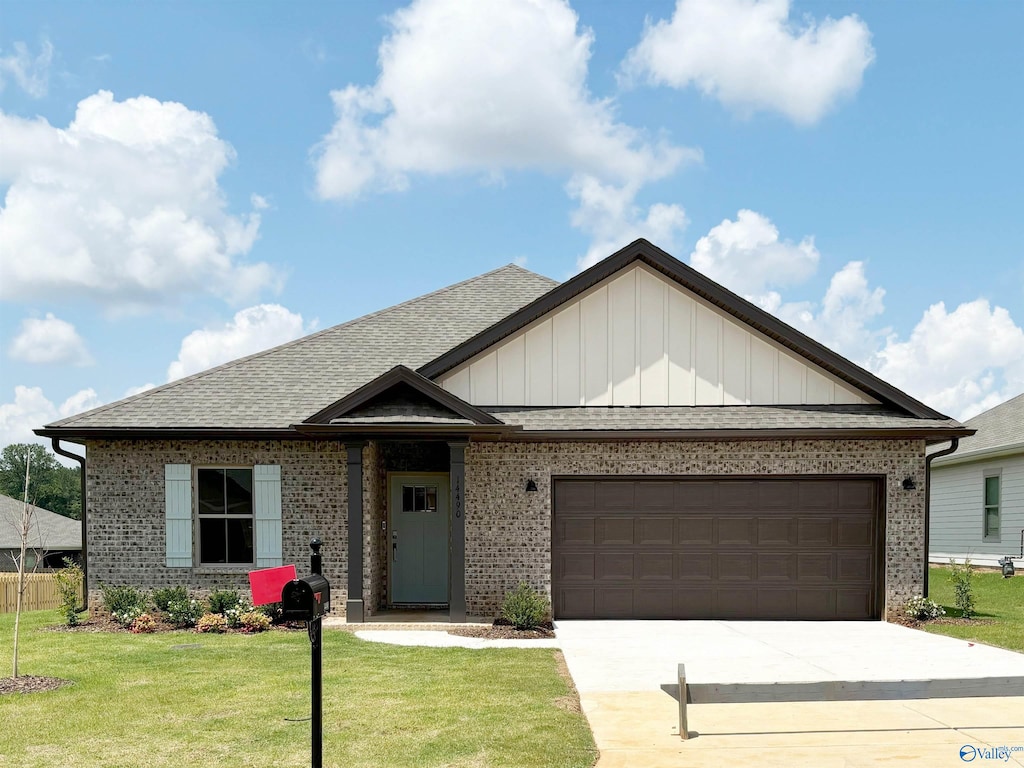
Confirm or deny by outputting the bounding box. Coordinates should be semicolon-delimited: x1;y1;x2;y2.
454;478;463;519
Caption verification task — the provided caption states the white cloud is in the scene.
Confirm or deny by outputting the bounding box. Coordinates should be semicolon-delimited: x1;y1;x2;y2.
0;39;53;98
690;209;819;299
168;304;316;381
0;385;102;453
871;300;1024;421
571;175;688;270
9;313;93;366
0;90;279;312
312;0;698;265
123;382;156;398
313;0;692;200
687;211;1024;419
623;0;874;124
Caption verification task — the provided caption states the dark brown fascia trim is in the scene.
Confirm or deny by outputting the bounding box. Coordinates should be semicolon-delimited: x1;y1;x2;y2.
292;423;518;439
418;238;949;421
302;364;502;425
478;426;976;442
34;427;304;442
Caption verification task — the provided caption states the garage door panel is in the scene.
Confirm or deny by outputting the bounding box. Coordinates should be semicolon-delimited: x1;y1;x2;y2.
678;517;713;544
558;553;595;581
595;552;634;580
798;553;834;581
559;517;595;545
798;518;834;546
638;517;674;545
757;553;796;581
552;478;880;620
596;517;634;545
638;552;674;580
758;517;797;545
837;552;874;581
837;519;874;547
678;552;713;580
716;553;755;581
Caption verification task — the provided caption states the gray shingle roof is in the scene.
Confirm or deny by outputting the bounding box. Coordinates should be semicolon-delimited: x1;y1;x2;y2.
0;494;82;550
932;391;1024;463
47;265;558;430
486;405;964;433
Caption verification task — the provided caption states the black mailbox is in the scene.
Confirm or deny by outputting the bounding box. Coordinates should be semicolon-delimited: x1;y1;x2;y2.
281;574;331;621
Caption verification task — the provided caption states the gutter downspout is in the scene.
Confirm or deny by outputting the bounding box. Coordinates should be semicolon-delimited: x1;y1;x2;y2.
51;438;87;611
924;438;959;598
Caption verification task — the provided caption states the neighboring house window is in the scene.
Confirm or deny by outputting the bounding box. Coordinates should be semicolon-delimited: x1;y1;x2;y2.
164;463;282;569
983;475;1000;541
198;468;254;565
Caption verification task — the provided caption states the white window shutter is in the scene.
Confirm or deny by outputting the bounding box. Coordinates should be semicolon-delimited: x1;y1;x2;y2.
254;464;283;567
165;464;193;567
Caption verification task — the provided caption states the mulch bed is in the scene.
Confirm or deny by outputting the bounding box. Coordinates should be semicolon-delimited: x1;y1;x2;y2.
448;618;555;640
892;615;994;629
0;675;73;695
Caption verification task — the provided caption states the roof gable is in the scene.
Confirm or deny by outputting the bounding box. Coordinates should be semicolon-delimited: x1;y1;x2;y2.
421;239;946;419
304;365;502;426
933;391;1024;463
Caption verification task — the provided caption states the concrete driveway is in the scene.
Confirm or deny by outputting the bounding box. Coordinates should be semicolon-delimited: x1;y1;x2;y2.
555;621;1024;767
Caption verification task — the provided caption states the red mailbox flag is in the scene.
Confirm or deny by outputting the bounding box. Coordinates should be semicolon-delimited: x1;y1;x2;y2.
248;564;297;606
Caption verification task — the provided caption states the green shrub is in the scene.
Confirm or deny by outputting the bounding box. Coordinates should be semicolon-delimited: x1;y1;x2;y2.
165;596;205;628
238;610;271;633
100;583;148;627
256;602;284;624
151;586;188;613
208;589;242;615
196;613;228;633
224;597;254;628
949;558;976;619
53;558;83;626
904;595;945;620
500;582;550;630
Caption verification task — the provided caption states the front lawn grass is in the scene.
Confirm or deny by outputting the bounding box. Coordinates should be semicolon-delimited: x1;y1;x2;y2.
0;611;596;768
923;565;1024;652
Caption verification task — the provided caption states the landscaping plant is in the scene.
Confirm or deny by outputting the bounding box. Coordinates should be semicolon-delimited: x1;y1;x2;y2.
949;558;976;619
501;581;550;630
904;595;945;621
100;584;148;627
238;610;271;633
53;558;84;627
164;596;205;628
207;588;242;615
130;613;158;634
196;613;228;633
151;586;188;613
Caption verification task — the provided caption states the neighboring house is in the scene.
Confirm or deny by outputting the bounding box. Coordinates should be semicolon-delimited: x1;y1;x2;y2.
0;493;83;572
929;392;1024;568
36;240;971;622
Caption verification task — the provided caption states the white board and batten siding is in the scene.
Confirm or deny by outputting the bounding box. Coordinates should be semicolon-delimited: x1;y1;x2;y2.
930;453;1024;561
164;463;283;568
440;264;876;407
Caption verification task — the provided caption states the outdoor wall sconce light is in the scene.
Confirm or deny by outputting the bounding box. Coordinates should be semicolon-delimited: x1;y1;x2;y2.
525;479;538;492
902;477;916;491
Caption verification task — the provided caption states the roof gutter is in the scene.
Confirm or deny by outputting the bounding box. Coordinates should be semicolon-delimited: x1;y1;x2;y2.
50;438;87;612
924;438;960;598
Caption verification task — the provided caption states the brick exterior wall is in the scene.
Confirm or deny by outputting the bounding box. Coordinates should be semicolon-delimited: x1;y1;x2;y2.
463;439;926;620
84;439;348;611
84;437;925;622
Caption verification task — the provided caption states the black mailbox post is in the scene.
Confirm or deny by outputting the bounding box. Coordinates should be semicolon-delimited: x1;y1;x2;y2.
284;538;329;768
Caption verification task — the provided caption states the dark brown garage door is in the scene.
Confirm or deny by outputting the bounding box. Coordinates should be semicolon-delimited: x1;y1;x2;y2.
552;478;881;620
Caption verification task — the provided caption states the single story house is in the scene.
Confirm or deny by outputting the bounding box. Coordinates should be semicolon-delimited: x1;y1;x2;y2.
37;240;971;621
930;391;1023;568
0;493;83;571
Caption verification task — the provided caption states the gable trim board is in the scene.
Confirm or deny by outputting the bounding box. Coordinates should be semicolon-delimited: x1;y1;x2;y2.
420;240;945;419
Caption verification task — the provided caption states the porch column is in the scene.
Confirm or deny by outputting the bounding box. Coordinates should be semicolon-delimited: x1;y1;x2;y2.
345;441;365;622
449;441;468;623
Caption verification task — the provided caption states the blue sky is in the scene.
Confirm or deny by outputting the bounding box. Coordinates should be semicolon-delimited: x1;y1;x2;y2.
1;0;1022;453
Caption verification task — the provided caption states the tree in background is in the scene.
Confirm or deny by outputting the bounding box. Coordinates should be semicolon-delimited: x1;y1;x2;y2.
0;444;81;520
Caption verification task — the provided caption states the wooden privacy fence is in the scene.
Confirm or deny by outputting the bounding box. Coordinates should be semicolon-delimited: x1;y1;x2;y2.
0;573;82;613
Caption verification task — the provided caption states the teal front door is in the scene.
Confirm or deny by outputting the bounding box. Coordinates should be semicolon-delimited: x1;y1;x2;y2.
389;474;450;604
